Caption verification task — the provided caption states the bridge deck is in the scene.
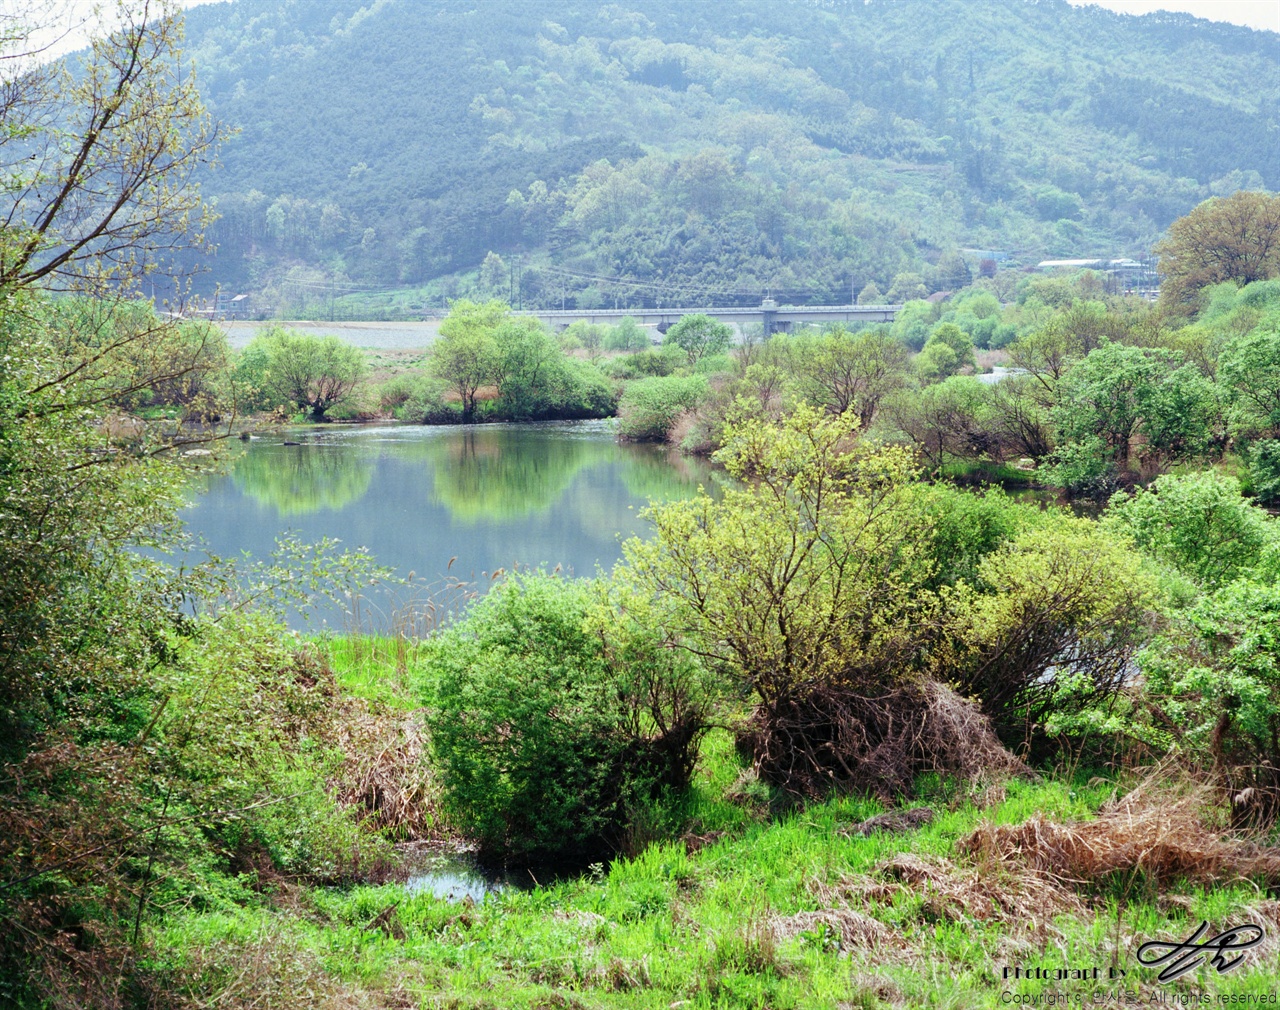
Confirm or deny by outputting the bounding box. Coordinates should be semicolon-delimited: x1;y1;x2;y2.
531;304;901;331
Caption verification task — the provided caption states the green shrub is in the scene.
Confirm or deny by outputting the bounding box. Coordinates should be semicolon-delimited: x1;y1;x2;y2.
1138;578;1280;795
1104;471;1276;588
377;374;416;412
548;359;619;418
616;375;708;441
1249;440;1280;505
606;346;683;379
693;352;735;375
396;375;459;423
913;484;1044;591
422;574;709;862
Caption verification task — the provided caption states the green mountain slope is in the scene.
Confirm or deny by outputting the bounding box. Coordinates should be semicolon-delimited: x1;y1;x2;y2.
180;0;1279;310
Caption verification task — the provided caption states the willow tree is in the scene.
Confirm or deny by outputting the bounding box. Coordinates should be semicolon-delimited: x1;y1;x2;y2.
616;405;948;794
1156;191;1280;314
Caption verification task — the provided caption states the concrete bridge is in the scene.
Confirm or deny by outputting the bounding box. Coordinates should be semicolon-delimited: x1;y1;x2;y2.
530;300;901;335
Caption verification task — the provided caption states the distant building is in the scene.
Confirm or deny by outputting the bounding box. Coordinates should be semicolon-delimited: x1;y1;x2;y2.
214;291;252;319
961;248;1009;262
1035;257;1159;298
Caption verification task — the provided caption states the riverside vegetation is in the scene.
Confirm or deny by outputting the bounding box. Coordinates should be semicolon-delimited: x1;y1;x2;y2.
8;3;1280;1009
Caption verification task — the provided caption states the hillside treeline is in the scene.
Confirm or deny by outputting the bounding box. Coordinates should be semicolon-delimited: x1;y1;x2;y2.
179;0;1278;309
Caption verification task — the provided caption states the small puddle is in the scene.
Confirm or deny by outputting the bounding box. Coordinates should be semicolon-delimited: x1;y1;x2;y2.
399;842;515;903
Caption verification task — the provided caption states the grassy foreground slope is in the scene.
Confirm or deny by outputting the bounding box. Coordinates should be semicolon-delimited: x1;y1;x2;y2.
142;637;1280;1009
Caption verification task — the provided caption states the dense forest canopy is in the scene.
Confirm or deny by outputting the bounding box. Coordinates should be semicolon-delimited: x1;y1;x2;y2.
177;0;1279;311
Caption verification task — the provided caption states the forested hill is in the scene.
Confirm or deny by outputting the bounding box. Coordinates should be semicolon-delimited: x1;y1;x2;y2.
180;0;1279;312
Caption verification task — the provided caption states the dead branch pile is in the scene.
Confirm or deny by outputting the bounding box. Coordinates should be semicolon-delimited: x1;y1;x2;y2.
958;776;1280;890
740;678;1027;800
333;708;441;840
843;806;934;837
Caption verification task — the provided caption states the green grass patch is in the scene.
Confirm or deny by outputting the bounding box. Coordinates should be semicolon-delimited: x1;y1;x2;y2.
144;723;1280;1007
317;633;420;711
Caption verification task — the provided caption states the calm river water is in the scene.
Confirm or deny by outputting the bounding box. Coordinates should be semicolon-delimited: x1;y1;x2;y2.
181;420;716;630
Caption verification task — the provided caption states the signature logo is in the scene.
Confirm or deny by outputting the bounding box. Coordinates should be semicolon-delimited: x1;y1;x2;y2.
1135;921;1265;983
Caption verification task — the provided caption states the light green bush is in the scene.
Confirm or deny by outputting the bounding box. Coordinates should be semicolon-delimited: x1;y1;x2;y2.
616;375;708;441
422;574;709;862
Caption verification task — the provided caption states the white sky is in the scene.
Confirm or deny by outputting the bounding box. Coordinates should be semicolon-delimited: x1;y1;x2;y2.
9;0;1279;63
1065;0;1280;33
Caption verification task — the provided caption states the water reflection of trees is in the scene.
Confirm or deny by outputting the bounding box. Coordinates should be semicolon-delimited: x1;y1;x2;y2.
618;443;719;503
415;427;616;523
233;443;375;515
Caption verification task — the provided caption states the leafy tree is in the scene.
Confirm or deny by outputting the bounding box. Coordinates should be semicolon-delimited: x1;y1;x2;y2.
663;313;732;365
931;250;971;291
430;299;507;420
915;339;959;384
249;327;367;419
1052;342;1212;469
917;322;975;383
0;1;219;292
604;315;650;351
1156;191;1280;313
791;328;910;426
492;317;560;404
988;375;1054;460
889;299;938;350
479;250;508;297
856;281;883;304
0;1;224;753
1006;323;1079;398
561;320;606;360
884;376;994;472
886;272;928;302
1249;440;1280;506
1105;472;1274;589
1219;322;1280;442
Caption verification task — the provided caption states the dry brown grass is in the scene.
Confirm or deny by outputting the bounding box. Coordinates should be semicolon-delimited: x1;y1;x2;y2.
974;348;1010;372
814;849;1085;946
959;774;1280;892
802;770;1280;953
154;933;418;1009
440;384;500;403
768;908;901;951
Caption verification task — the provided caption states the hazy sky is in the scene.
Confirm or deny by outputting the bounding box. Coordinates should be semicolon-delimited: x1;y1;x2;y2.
1065;0;1280;32
16;0;1280;61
